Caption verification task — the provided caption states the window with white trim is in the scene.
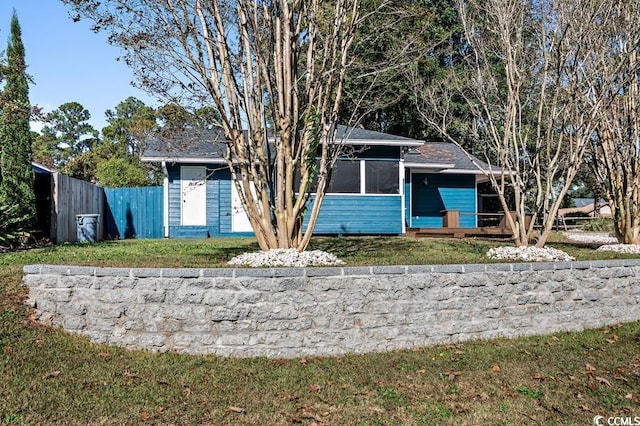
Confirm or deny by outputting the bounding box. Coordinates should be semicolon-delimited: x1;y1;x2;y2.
365;160;399;194
327;160;360;193
327;159;399;195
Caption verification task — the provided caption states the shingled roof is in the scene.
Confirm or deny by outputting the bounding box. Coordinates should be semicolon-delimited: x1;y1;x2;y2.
142;125;423;162
141;125;496;176
142;128;228;162
332;125;423;145
404;142;492;174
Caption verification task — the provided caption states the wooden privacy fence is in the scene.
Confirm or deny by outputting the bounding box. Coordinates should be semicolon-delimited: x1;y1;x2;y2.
103;187;163;239
52;174;105;243
46;173;163;242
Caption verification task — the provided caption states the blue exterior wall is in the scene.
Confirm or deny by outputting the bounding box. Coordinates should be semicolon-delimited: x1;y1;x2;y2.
409;173;477;228
167;164;245;238
308;195;402;235
163;163;478;236
165;145;404;237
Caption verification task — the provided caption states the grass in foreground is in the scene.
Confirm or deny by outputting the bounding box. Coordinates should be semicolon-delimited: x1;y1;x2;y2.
1;236;639;425
1;234;637;269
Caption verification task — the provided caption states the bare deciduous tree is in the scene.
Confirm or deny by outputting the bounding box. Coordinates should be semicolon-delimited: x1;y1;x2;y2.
412;0;608;247
588;3;640;244
63;0;364;251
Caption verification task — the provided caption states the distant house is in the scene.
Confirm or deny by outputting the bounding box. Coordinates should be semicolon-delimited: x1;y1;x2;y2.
142;126;503;238
558;198;611;218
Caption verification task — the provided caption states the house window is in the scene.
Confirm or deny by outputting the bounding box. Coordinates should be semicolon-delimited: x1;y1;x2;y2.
365;161;399;194
326;159;400;195
327;159;361;193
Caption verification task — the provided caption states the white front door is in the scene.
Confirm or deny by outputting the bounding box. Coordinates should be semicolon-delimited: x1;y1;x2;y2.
231;183;254;233
181;166;207;226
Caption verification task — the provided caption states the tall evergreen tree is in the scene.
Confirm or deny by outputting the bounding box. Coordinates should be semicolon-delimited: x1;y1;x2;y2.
339;0;465;141
0;11;35;223
43;101;98;159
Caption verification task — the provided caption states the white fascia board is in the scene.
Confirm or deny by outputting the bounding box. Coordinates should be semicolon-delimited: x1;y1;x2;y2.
403;162;456;170
341;139;424;147
31;162;57;173
439;169;512;176
141;156;227;164
439;169;485;175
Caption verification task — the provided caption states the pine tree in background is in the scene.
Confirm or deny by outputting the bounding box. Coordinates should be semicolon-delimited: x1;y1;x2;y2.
0;11;35;224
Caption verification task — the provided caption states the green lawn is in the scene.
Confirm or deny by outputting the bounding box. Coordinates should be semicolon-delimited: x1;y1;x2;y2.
1;236;639;425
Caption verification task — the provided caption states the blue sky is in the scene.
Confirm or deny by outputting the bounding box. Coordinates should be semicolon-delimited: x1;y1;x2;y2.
0;1;157;133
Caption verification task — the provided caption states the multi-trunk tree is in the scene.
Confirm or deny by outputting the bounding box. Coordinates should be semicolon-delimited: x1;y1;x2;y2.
588;2;640;244
64;0;366;251
412;0;612;247
43;101;99;159
34;101;99;181
0;11;35;225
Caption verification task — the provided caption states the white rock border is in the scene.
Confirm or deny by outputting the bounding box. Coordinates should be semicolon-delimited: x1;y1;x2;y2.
562;232;618;245
227;249;345;267
486;246;575;262
596;244;640;254
563;232;640;253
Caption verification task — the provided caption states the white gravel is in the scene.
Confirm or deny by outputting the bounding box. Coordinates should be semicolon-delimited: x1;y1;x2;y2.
487;232;640;261
227;248;344;267
562;232;618;244
596;244;640;253
486;246;575;262
564;231;640;253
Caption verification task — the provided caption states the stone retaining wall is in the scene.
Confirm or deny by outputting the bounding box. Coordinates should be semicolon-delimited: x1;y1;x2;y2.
23;260;640;358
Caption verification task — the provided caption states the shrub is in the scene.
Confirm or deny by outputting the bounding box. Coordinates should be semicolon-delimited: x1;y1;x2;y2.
96;157;152;188
581;218;614;232
0;203;30;250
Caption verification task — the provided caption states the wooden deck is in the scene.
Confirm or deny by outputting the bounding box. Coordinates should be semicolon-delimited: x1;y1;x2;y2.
407;227;514;239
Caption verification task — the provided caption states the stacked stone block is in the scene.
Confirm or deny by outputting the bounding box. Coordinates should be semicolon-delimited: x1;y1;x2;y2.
23;260;640;358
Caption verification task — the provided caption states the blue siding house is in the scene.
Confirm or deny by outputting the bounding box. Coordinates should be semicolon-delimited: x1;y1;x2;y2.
142;127;495;238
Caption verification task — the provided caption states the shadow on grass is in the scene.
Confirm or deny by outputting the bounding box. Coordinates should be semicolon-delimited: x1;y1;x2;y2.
310;236;500;265
183;240;262;266
311;236;418;258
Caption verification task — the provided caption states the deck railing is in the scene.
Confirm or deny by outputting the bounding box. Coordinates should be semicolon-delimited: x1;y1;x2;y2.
470;211;609;231
475;212;505;228
450;211;517;230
